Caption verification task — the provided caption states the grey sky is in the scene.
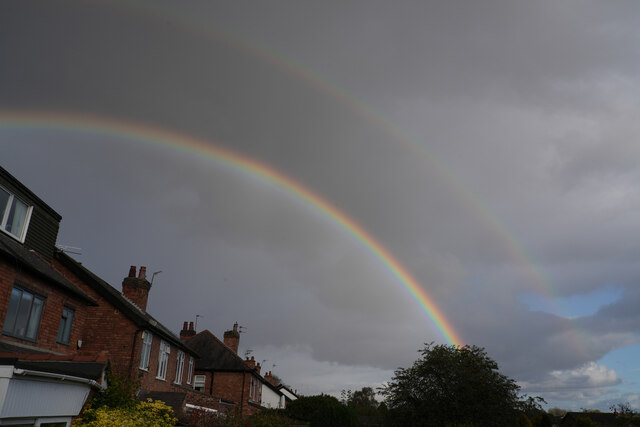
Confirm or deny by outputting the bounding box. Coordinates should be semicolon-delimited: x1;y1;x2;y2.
3;0;640;409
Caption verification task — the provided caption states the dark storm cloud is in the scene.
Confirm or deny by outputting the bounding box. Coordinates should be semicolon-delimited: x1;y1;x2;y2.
3;0;640;410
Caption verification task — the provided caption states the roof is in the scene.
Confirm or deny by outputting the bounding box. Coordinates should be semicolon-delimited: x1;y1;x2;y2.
0;352;107;381
185;330;253;372
0;232;97;305
55;250;197;356
0;166;61;221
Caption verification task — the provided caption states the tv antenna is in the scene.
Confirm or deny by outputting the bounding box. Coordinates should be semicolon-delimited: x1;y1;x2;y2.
56;245;82;255
151;270;163;284
195;314;203;331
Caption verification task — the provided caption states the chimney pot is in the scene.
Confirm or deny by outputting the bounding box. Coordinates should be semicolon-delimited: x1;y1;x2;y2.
180;320;196;340
122;267;151;311
189;321;194;331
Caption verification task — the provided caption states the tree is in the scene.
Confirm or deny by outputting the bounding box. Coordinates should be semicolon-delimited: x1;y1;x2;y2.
285;394;358;427
382;343;522;426
342;387;379;416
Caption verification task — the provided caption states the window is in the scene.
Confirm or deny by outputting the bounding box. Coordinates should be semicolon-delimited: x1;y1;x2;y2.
249;375;261;402
2;286;44;341
140;331;153;370
187;357;194;384
0;186;32;242
156;340;170;380
193;374;206;392
174;350;185;384
56;307;74;344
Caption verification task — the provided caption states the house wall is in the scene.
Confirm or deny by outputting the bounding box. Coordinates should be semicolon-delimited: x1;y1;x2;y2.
261;383;282;409
50;259;195;392
211;371;262;416
0;258;88;355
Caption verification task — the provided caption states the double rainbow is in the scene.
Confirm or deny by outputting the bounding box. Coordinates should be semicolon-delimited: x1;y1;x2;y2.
0;110;464;347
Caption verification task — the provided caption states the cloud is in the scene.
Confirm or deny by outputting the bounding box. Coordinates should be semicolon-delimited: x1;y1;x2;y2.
521;362;620;392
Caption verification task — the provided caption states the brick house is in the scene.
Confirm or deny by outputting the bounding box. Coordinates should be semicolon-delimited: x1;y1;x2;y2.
0;165;223;423
0;166;107;425
52;254;227;422
181;322;285;417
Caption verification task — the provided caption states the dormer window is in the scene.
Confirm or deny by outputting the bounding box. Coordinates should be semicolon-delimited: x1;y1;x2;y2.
0;186;32;242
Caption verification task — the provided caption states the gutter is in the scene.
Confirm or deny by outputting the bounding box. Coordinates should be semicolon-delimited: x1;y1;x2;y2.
13;368;105;390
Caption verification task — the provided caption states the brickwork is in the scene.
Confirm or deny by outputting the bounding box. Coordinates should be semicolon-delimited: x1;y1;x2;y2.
50;259;195;391
210;371;263;416
0;258;89;355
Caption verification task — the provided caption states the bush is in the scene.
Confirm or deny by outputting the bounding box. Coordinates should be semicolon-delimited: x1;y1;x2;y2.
73;399;177;426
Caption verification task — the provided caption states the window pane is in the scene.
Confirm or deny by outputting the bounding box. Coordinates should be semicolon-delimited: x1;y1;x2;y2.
14;291;33;337
25;296;43;340
6;197;28;237
57;308;74;344
3;288;22;334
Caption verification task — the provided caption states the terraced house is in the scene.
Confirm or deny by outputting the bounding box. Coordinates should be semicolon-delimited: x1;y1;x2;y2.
0;166;221;425
0;165;297;424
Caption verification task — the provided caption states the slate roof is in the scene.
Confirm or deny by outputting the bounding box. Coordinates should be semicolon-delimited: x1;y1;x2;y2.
55;250;197;356
0;166;61;221
0;232;97;305
184;330;252;372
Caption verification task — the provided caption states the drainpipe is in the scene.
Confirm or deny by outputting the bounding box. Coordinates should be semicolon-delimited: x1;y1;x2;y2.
240;372;246;415
128;328;145;379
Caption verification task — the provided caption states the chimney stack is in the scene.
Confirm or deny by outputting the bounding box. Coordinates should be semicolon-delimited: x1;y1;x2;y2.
180;321;196;340
223;322;240;354
245;356;256;370
264;371;277;386
122;265;152;311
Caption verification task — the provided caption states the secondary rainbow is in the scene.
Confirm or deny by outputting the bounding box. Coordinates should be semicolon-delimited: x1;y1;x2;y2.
0;110;464;347
113;2;558;301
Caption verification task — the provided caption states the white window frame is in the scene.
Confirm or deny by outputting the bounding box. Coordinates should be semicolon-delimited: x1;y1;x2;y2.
249;375;260;402
187;357;194;384
193;374;206;392
0;186;33;243
139;331;153;370
156;340;170;380
174;350;185;384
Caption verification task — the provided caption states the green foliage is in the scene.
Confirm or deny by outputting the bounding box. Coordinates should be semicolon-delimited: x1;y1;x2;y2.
90;367;140;409
574;416;598;427
342;387;380;417
247;409;297;427
382;342;522;426
547;407;567;417
611;402;640;426
285;394;358;427
515;413;532;427
74;369;176;426
531;412;552;427
73;399;177;426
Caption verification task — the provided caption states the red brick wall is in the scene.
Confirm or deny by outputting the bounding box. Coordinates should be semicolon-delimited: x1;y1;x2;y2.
50;259;194;391
0;258;88;355
211;371;262;416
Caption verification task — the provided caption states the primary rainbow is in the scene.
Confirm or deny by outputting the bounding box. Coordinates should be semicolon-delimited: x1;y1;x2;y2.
0;110;464;347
